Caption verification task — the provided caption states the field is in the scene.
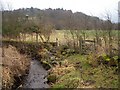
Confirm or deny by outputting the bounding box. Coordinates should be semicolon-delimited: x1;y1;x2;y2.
18;30;118;44
50;30;118;45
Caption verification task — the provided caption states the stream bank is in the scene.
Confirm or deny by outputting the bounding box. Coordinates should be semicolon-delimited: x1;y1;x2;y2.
2;41;52;89
2;45;30;89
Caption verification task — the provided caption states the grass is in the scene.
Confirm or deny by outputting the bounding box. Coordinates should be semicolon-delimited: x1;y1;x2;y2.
49;54;118;88
4;30;118;45
52;70;81;88
2;45;30;89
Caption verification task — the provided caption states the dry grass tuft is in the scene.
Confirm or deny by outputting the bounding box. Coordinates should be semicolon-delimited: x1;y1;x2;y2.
2;45;30;89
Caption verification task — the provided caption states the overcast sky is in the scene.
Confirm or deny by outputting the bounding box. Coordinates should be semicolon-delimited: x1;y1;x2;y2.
1;0;119;22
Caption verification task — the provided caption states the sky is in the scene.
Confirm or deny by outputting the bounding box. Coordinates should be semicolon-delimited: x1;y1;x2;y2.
0;0;119;23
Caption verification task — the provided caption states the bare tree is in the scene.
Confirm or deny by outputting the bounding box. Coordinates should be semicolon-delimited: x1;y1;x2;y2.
42;22;54;42
104;12;113;57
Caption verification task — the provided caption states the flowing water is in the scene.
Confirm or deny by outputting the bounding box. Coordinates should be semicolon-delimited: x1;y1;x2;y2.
22;59;50;88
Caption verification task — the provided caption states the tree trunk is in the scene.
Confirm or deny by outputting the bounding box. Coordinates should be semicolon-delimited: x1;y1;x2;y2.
39;33;44;42
108;30;112;57
79;36;83;54
36;33;39;42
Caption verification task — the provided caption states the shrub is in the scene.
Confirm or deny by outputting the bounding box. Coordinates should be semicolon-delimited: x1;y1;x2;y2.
87;52;99;67
47;74;57;83
98;54;118;66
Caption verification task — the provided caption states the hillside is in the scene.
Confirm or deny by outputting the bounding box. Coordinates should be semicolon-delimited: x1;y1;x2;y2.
2;7;117;31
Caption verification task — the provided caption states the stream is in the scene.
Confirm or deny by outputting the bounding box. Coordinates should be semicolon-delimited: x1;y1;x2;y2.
22;59;50;88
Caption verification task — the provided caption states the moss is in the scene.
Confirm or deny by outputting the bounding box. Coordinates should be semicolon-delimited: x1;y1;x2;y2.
47;74;57;83
41;61;52;70
66;54;87;64
52;71;80;88
113;56;118;61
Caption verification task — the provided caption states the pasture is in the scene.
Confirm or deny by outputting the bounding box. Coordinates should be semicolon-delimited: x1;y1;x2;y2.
20;30;118;43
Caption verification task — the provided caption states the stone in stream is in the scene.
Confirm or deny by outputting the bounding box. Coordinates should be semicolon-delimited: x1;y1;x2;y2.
22;60;50;88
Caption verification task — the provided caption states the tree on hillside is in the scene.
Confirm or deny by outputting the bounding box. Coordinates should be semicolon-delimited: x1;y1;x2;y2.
37;14;55;42
2;10;22;40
